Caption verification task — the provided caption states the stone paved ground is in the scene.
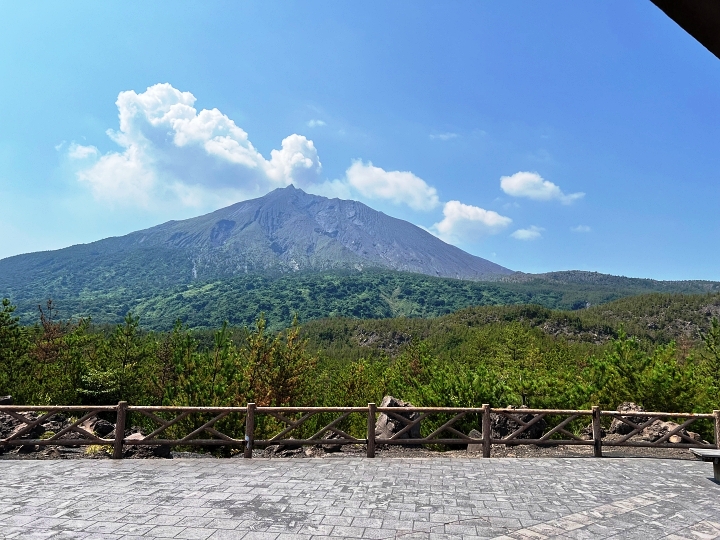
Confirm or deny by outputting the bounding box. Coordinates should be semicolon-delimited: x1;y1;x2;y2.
0;457;719;539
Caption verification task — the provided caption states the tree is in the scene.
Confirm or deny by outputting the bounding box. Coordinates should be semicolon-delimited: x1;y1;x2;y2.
0;298;28;398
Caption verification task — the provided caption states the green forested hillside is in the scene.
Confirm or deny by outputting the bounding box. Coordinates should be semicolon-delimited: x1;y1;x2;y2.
5;269;719;331
300;292;720;363
2;293;720;442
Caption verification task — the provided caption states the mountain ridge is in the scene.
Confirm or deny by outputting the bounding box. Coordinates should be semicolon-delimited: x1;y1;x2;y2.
0;186;511;289
2;186;719;329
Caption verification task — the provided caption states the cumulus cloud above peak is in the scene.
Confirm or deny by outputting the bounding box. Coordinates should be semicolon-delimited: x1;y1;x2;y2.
70;83;446;215
500;171;584;204
70;83;322;209
67;83;532;253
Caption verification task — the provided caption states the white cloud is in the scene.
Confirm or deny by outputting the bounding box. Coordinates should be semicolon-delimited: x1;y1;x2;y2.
68;143;98;160
500;171;584;204
305;179;354;201
429;132;458;141
432;200;512;243
345;160;440;211
571;225;591;233
69;82;527;250
511;225;544;241
70;83;322;209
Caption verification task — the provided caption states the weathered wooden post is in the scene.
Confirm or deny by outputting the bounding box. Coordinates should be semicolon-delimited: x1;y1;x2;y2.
482;404;491;458
714;410;720;450
244;402;256;458
367;403;376;458
592;406;603;457
112;401;128;459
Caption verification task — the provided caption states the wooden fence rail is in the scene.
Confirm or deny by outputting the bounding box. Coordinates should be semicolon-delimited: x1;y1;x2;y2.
1;403;719;459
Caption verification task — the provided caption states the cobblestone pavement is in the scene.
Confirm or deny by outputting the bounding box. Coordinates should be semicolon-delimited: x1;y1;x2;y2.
1;457;719;539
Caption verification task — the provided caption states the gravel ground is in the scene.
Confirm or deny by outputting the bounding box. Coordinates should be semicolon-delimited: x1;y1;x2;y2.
0;441;701;461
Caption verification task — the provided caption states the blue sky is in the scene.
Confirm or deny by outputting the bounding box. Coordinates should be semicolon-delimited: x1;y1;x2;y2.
1;1;719;280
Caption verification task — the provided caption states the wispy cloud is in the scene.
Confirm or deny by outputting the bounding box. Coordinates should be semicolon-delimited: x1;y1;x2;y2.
500;171;584;204
511;225;544;241
68;143;98;160
571;225;591;233
429;132;458;141
307;119;326;127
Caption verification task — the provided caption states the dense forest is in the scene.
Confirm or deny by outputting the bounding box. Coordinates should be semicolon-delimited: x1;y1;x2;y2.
4;269;720;331
2;292;719;441
1;293;718;410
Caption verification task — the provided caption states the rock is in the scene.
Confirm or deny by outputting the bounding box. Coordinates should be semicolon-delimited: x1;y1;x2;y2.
10;416;45;440
41;415;68;434
609;403;648;435
0;410;36;448
580;424;606;441
44;447;62;459
92;419;115;438
491;406;547;440
319;431;343;453
18;444;39;453
640;420;701;443
304;446;323;457
0;395;13;405
467;429;483;453
604;403;704;444
375;396;421;440
264;439;304;457
122;432;172;459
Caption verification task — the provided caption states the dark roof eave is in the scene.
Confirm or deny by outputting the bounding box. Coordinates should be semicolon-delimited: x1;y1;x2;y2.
650;0;720;60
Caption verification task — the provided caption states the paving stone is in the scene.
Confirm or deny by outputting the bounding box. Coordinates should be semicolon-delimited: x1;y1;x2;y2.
1;457;719;539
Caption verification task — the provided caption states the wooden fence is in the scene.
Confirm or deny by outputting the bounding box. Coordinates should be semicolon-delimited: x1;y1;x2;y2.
1;402;719;459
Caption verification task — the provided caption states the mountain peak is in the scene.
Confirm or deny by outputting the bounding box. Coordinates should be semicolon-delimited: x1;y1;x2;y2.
0;190;513;306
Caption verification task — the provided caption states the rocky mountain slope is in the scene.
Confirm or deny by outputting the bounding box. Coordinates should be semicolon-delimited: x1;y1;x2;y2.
2;186;719;329
0;186;510;303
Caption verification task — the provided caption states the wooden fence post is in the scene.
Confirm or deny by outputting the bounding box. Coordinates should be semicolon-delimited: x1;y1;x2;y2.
482;404;491;458
714;410;720;450
112;401;127;459
367;403;376;458
592;406;602;457
244;403;256;458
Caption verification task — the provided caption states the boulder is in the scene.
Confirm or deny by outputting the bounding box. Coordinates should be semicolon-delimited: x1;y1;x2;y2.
580;423;606;441
609;402;649;435
640;420;701;443
122;432;172;459
41;414;68;434
375;396;421;440
318;431;343;453
264;438;304;457
607;403;704;444
92;419;115;438
467;429;483;453
1;410;50;453
9;415;45;440
491;405;546;440
0;412;20;439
